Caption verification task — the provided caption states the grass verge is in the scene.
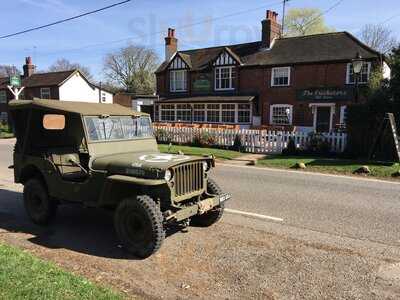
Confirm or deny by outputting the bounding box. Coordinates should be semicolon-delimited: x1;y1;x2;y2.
0;243;123;300
257;155;400;179
158;144;242;160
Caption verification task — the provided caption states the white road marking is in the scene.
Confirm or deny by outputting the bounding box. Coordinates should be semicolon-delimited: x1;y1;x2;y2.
218;163;400;185
225;208;284;222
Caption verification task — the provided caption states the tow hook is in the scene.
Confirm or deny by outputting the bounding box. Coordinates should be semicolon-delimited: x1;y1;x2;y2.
181;219;190;233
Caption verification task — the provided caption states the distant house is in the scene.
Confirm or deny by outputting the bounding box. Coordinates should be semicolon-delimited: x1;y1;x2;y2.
155;10;391;132
0;57;113;124
114;93;159;119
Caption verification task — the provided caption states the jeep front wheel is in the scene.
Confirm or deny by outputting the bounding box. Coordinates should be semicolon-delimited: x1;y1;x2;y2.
23;178;57;225
191;178;225;227
114;195;165;259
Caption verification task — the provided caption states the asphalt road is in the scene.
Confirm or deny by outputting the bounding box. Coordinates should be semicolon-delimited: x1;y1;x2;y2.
1;140;400;247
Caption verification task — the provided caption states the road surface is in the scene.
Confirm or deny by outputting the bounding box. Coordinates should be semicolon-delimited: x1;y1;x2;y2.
1;139;400;246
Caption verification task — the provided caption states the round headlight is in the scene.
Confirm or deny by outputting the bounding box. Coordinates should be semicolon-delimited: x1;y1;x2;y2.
164;169;172;181
202;161;209;172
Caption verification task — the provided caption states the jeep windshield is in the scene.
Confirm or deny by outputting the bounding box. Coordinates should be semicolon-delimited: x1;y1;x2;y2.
84;115;153;142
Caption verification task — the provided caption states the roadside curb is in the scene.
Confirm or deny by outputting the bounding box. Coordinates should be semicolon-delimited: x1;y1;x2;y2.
216;162;400;185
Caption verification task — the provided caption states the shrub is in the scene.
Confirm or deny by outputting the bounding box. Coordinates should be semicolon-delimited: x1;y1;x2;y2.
154;128;172;144
305;133;331;155
282;137;297;156
230;134;243;152
200;131;217;147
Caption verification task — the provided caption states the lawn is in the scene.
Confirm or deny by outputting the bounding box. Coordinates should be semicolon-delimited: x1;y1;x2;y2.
0;243;123;300
158;144;242;160
257;155;400;179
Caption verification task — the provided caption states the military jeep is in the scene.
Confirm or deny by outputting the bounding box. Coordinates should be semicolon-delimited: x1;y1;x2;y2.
9;99;230;258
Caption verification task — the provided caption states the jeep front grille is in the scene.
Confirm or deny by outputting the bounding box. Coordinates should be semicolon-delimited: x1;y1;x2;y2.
173;162;204;197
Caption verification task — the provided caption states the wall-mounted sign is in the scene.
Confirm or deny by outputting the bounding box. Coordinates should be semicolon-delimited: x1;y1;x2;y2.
193;74;211;93
296;87;354;101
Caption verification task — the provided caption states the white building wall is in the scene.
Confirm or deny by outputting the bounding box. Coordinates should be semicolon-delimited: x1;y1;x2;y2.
58;72;113;103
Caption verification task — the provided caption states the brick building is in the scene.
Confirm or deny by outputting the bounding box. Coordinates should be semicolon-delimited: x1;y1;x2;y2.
0;57;113;124
154;10;390;132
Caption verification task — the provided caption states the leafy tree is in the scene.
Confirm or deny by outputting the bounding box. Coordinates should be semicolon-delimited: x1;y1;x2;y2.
103;44;159;94
284;8;335;37
48;58;93;80
0;65;20;77
389;46;400;103
359;24;398;54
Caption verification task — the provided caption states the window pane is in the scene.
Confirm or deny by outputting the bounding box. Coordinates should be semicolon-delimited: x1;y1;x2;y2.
215;67;235;90
207;104;220;122
193;104;205;122
170;70;187;92
160;104;175;121
238;103;251;123
221;104;235;123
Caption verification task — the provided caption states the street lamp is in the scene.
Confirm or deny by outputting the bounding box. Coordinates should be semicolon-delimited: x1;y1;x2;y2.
352;52;364;103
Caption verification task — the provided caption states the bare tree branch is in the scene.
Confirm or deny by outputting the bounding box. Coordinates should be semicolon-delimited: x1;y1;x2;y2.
359;24;398;54
103;44;159;94
48;58;93;80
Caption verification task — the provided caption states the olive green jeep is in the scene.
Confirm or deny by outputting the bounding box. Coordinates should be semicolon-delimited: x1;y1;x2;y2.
9;99;230;258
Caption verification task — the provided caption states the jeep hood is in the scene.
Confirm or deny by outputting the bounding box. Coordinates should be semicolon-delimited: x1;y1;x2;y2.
91;152;209;174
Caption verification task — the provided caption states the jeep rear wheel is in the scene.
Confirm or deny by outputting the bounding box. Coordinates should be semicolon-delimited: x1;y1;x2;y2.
114;195;165;259
23;178;57;225
191;178;225;227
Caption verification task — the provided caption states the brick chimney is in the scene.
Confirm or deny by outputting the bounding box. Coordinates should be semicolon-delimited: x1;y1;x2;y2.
261;10;281;48
165;28;178;61
23;56;36;77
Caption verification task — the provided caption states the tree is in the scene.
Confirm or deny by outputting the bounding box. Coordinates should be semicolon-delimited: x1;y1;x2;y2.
284;8;335;37
103;45;159;94
0;65;20;77
48;58;93;80
359;24;398;54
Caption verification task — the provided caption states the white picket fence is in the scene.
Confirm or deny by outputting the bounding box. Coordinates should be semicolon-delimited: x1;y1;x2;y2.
154;126;347;154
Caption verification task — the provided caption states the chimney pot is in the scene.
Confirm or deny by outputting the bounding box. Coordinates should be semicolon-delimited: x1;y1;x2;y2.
165;28;178;61
262;10;281;48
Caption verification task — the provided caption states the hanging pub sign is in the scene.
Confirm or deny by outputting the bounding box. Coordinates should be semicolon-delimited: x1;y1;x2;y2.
10;75;21;88
192;74;211;93
296;87;354;101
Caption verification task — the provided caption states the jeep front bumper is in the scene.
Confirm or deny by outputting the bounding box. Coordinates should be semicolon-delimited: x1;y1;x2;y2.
166;193;231;222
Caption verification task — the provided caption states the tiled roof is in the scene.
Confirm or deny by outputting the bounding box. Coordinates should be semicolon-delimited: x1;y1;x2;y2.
0;70;76;89
156;32;382;73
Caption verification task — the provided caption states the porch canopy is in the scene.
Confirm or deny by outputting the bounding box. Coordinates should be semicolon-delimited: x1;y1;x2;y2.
156;95;256;104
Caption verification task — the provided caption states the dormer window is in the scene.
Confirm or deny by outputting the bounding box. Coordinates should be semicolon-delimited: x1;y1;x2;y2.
169;55;188;93
213;50;238;91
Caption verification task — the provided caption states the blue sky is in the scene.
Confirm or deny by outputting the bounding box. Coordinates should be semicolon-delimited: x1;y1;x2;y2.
1;0;399;81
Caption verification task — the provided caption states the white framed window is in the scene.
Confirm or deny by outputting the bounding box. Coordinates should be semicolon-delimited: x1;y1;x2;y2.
206;104;220;123
271;67;291;87
0;91;7;103
160;104;175;122
170;70;187;92
221;104;235;123
193;104;205;122
101;92;107;102
215;66;236;90
346;62;371;84
40;87;51;99
176;104;191;122
270;104;293;125
340;105;347;125
237;104;251;123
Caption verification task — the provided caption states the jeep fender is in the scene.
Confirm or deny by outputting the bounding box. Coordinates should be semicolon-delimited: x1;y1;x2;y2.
98;175;167;207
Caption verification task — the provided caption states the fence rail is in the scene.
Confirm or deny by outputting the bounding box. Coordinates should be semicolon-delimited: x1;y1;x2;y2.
154;126;347;154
